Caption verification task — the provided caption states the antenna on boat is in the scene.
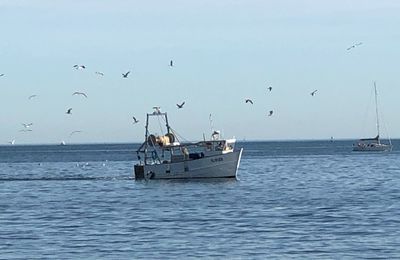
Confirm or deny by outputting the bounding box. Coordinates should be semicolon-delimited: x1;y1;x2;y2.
209;113;214;133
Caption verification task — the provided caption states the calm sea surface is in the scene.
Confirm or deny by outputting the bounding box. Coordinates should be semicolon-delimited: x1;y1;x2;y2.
1;140;400;259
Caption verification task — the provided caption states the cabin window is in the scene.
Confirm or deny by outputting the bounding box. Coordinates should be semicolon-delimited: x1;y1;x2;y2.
216;142;225;151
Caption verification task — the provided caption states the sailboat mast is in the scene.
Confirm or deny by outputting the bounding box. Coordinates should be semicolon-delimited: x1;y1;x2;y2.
374;82;381;144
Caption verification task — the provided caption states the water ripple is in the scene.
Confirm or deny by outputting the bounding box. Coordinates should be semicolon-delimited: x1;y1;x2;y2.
1;141;400;258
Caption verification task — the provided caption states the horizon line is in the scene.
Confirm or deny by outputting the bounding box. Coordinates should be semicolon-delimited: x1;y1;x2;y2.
0;137;398;146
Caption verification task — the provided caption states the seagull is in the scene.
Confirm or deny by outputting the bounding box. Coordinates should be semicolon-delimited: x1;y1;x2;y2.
19;129;32;132
153;106;161;114
132;116;139;124
73;64;86;70
28;95;37;100
245;98;254;104
95;71;104;76
69;130;82;137
8;140;15;145
72;92;88;98
66;108;72;114
267;87;272;92
22;123;33;128
169;60;173;67
0;74;4;77
347;42;363;51
268;110;274;116
176;101;185;109
212;130;220;136
122;71;130;78
310;90;318;96
211;130;220;139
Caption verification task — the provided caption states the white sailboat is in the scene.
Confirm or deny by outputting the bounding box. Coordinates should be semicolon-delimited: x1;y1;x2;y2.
353;82;392;152
134;108;243;180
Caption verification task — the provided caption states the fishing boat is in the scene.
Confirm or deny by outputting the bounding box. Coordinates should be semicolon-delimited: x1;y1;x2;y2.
353;82;392;152
134;108;243;180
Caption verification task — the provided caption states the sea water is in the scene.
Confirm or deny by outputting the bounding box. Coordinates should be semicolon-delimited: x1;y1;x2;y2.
1;141;400;259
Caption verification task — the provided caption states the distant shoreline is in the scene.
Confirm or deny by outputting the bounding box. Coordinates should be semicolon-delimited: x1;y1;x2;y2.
1;138;399;147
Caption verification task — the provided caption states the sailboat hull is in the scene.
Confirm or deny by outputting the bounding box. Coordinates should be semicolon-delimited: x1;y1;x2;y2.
352;143;392;152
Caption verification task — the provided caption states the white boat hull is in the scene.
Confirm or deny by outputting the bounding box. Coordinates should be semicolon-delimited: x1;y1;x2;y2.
135;148;243;180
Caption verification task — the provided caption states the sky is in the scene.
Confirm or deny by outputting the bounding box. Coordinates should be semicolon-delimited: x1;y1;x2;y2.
1;0;400;144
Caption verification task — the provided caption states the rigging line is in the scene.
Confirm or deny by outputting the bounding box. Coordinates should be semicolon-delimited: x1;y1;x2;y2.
169;128;180;142
169;127;191;143
158;115;193;143
156;115;164;135
360;85;375;137
168;125;186;142
158;114;171;134
382;120;392;146
378;99;392;146
160;115;188;142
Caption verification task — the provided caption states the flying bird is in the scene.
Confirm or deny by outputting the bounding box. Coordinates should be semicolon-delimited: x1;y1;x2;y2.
169;60;173;67
28;95;37;100
310;90;318;96
122;71;130;78
73;64;86;70
95;71;104;76
72;92;88;98
245;98;254;104
19;129;32;132
22;123;33;128
66;108;72;114
347;42;363;51
0;74;4;77
176;101;185;109
8;140;15;145
69;130;82;137
268;110;274;116
267;87;272;92
132;116;139;124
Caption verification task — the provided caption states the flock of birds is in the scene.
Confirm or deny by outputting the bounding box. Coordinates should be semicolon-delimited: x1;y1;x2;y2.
244;85;318;117
3;42;362;145
242;42;363;118
3;59;188;145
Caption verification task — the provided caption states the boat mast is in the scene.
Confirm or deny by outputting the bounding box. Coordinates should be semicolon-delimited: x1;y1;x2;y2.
144;113;150;163
374;82;381;144
164;112;171;134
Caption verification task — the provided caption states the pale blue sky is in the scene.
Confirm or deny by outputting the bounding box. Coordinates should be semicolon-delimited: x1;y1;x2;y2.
1;0;400;144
